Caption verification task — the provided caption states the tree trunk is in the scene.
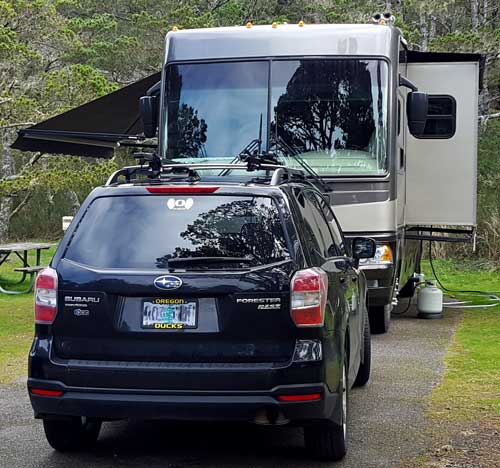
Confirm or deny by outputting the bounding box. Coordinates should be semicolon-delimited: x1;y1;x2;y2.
0;134;14;242
67;190;81;214
420;11;429;51
471;0;479;30
479;65;491;121
481;0;488;25
430;15;437;43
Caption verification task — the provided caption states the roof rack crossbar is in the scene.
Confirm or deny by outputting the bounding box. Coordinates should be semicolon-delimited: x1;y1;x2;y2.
105;160;311;187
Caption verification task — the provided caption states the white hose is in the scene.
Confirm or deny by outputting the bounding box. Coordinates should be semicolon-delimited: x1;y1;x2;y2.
442;295;500;309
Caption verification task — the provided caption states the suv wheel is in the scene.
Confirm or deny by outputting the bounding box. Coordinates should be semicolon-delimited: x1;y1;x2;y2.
43;417;101;452
354;308;371;387
368;304;391;334
304;356;348;461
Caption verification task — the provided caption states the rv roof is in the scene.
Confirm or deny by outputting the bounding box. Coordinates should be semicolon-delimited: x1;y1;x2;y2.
164;24;399;63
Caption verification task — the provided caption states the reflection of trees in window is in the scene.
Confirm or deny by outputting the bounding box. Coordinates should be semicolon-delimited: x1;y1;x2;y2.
167;66;208;158
272;61;375;153
155;200;289;268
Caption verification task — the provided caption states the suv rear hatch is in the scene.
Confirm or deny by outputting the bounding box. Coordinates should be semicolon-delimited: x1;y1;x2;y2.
53;189;297;365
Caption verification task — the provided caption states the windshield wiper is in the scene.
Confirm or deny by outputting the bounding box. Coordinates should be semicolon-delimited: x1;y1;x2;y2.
219;114;264;176
167;257;253;265
271;135;331;193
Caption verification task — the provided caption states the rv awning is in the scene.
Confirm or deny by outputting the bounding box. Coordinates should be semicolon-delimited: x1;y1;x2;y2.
11;72;161;158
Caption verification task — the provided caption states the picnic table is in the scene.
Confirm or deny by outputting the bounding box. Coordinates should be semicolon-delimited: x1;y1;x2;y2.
0;242;55;295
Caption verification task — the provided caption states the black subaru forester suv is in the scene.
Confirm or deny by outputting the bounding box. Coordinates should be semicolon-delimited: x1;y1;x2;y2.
29;163;375;461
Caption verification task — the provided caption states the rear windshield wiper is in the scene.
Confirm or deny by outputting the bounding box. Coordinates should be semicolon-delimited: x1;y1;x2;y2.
166;257;253;265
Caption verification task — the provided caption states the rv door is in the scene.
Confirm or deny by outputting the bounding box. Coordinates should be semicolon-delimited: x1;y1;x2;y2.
405;54;480;226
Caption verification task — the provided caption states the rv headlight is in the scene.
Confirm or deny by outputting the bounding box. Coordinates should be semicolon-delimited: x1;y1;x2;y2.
359;244;393;267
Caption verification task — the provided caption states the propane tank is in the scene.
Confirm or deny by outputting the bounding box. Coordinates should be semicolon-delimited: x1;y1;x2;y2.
417;280;443;319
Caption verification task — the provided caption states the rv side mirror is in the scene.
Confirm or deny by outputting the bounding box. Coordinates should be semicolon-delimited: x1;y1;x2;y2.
352;237;376;260
140;95;158;138
407;92;428;137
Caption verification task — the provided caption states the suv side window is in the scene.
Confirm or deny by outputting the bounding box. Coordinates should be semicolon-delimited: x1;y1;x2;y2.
303;191;336;259
292;188;326;265
313;193;346;255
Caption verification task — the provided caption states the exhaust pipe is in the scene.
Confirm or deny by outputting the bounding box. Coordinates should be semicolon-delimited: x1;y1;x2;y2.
254;408;289;426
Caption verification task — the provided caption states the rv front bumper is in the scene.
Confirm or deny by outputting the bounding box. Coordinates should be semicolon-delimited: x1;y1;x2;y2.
360;264;394;306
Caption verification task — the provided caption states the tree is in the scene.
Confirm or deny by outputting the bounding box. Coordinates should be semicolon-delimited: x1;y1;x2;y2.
155;198;287;267
273;60;376;153
0;0;498;257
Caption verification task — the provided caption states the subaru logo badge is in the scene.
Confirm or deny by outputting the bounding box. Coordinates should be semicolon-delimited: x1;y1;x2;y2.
154;275;182;291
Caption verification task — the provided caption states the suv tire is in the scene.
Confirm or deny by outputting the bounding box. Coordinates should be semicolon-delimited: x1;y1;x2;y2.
43;417;101;452
369;304;391;334
304;355;348;461
354;309;371;387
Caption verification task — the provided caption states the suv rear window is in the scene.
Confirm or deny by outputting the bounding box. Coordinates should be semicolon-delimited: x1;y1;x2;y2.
64;195;290;270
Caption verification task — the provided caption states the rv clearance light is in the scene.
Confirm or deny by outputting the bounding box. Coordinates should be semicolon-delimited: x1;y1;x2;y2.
298;20;305;27
278;394;321;402
359;244;393;267
146;186;220;194
246;21;253;28
272;22;278;28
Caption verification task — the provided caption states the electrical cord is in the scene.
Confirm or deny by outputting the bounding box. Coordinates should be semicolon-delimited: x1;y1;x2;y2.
428;241;500;297
391;296;412;315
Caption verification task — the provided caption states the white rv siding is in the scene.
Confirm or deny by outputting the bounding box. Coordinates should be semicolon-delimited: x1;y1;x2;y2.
405;62;478;226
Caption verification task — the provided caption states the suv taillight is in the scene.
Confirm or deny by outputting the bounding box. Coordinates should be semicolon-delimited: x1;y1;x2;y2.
35;267;58;324
290;268;328;327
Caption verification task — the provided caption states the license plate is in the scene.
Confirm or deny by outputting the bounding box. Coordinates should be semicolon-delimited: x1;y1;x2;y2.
142;299;197;330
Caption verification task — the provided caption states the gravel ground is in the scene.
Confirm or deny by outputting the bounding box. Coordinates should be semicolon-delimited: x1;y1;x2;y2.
0;303;460;468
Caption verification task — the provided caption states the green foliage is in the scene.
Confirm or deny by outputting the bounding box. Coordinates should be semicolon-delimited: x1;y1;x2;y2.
42;64;119;112
0;0;499;255
0;158;117;197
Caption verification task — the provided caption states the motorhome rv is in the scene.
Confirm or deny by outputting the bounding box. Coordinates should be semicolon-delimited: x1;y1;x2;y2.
13;20;481;333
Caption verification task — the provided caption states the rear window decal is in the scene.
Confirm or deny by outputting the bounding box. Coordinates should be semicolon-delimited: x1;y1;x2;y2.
167;198;194;210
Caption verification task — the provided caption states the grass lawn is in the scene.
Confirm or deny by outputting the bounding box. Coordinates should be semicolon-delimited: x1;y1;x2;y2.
421;259;500;418
0;245;57;384
414;258;500;467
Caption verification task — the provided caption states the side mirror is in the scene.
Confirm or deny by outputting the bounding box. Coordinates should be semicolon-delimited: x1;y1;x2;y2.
352;237;376;259
140;95;158;138
407;92;428;137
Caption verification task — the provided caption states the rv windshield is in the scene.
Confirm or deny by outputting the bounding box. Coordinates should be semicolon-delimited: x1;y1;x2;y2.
270;59;388;175
163;59;388;175
163;61;268;162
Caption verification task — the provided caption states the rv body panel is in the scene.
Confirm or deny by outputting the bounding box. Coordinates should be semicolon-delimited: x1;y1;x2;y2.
405;61;479;226
157;25;480;330
332;200;396;233
164;24;394;63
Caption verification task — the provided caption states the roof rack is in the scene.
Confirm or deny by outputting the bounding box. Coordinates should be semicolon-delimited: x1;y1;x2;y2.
105;153;312;187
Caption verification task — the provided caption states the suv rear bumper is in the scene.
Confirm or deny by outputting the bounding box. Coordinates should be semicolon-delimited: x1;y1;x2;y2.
28;337;342;424
28;378;339;424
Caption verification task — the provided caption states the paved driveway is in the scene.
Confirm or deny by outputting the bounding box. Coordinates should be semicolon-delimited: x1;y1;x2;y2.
0;304;460;468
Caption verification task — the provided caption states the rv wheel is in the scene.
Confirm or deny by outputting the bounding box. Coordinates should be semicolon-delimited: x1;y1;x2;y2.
368;304;391;334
